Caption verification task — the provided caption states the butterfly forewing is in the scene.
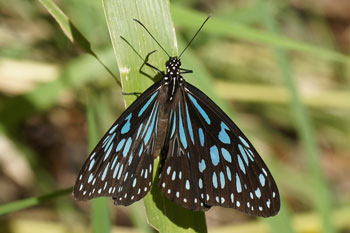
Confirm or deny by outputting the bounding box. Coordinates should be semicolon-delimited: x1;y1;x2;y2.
158;82;279;217
73;81;163;205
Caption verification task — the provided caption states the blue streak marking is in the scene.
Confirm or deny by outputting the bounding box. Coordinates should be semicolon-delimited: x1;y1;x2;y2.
237;154;246;174
104;133;116;152
123;137;132;157
138;92;158;117
117;164;124;179
259;174;266;186
178;103;188;149
88;174;93;183
111;157;117;169
239;136;250;148
188;94;211;125
128;154;133;165
104;142;114;161
185;104;194;143
198;128;204;146
236;173;242;193
169;110;175;138
142;102;158;138
246;148;255;161
144;103;159;145
116;138;125;152
210;146;220;166
138;144;143;157
102;135;109;146
238;144;249;165
199;159;206;172
113;162;120;178
220;171;225;189
121;113;132;134
226;166;232;181
88;159;95;171
136;123;143;139
101;163;109;181
221;148;232;163
212;172;218;188
109;124;118;134
218;122;231;144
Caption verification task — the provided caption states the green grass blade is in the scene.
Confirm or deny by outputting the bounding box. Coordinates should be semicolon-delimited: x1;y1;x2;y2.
171;6;349;64
38;0;120;85
261;2;335;233
102;0;206;232
0;188;72;216
87;97;111;233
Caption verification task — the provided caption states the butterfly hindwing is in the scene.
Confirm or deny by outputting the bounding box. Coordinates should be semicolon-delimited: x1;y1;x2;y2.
73;81;162;206
159;82;280;217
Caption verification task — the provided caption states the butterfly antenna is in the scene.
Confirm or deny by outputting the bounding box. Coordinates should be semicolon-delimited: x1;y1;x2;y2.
179;14;211;58
134;19;171;58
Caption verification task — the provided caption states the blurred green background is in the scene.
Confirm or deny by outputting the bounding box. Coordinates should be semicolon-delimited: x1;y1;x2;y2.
0;0;349;233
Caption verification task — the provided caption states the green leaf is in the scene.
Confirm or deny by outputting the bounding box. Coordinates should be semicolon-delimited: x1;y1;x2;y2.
102;0;207;232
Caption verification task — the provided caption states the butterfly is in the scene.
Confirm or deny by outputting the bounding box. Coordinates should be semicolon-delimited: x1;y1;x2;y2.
73;16;280;217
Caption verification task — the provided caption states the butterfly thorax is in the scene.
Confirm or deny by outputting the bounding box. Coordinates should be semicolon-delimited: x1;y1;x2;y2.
163;56;184;101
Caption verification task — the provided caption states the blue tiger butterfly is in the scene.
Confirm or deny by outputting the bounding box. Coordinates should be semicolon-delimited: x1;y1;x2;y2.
73;16;280;217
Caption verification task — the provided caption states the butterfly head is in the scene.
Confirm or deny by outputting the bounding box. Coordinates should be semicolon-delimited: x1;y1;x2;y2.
166;56;181;77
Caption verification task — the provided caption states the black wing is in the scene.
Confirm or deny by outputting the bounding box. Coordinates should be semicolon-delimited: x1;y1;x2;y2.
158;82;280;217
73;81;162;206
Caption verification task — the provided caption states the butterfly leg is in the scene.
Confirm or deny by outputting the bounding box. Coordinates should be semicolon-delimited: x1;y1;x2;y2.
180;68;193;74
138;50;165;80
122;92;142;97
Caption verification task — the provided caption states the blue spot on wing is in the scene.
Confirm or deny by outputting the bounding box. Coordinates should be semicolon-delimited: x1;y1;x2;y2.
236;173;242;193
121;113;132;134
210;146;219;166
101;163;110;181
238;144;249;165
109;124;118;134
220;171;225;189
221;148;232;163
226;166;232;181
218;122;231;144
116;138;126;152
198;159;206;172
103;132;116;151
239;136;250;148
259;174;266;186
237;154;246;174
103;142;114;161
212;172;218;188
198;128;204;146
188;93;211;125
122;137;132;157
